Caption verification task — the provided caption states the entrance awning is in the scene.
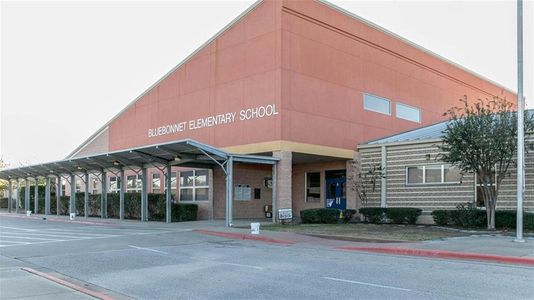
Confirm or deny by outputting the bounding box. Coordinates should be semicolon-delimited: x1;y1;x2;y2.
0;139;278;226
0;139;277;179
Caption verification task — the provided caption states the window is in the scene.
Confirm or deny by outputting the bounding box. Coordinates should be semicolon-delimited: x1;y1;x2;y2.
234;184;252;201
475;171;497;207
152;173;161;192
61;180;66;196
179;170;209;201
91;179;98;194
407;165;461;185
407;167;424;184
109;176;119;193
425;165;441;183
363;93;391;115
396;103;421;123
305;172;321;202
126;175;142;192
164;172;177;191
75;179;82;192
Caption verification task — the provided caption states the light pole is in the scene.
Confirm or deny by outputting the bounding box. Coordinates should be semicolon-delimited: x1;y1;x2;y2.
515;0;525;243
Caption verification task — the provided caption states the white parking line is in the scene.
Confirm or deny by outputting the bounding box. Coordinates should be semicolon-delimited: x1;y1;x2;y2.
0;240;31;244
323;276;411;291
128;245;168;254
0;232;115;239
0;226;37;232
0;235;64;241
219;262;264;270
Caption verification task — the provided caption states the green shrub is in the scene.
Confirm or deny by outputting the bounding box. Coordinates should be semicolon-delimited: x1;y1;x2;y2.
495;211;534;230
385;208;422;224
0;197;7;208
431;210;450;226
171;203;198;222
343;209;357;223
300;208;341;224
359;207;386;223
449;203;486;228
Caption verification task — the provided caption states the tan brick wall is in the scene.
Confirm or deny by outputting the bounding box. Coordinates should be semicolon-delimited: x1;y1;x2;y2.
213;164;274;220
359;137;534;213
292;160;347;214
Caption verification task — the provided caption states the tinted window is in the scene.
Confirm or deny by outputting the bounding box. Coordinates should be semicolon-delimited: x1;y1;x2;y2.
363;94;391;115
396;103;421;123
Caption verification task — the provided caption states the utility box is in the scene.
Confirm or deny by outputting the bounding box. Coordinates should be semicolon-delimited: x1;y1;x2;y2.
264;205;272;218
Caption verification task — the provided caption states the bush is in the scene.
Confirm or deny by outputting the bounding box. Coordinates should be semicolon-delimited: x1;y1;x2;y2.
343;209;357;223
495;211;534;230
0;197;7;208
300;208;342;224
449;203;486;228
431;210;450;226
359;207;386;223
171;203;198;222
386;208;422;224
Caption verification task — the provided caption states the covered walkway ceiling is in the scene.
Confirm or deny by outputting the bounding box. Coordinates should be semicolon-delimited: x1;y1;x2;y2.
0;139;278;180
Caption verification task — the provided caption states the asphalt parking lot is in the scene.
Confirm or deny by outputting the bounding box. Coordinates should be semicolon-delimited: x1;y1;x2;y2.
1;214;533;300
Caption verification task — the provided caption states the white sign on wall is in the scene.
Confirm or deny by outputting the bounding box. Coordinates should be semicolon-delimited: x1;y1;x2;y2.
147;103;279;138
278;209;293;220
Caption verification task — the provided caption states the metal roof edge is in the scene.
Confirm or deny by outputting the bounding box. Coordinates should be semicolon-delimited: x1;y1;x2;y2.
357;138;443;149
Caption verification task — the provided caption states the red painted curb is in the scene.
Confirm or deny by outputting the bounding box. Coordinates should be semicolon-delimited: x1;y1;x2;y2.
336;246;534;266
21;267;115;300
194;229;295;245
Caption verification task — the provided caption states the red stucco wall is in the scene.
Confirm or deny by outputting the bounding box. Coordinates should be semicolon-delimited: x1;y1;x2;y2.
99;0;515;155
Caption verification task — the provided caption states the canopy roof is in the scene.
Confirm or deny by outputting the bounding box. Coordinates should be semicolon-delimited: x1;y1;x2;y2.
0;139;277;180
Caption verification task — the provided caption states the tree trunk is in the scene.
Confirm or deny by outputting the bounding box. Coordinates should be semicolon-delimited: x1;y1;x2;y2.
487;189;496;230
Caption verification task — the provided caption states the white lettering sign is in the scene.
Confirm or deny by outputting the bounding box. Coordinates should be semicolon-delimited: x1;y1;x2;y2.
147;103;279;138
278;209;293;220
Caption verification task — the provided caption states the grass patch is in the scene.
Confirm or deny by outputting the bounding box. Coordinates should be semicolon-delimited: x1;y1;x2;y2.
262;223;469;242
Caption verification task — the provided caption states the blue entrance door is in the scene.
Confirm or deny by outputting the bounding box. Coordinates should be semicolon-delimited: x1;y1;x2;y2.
325;178;346;210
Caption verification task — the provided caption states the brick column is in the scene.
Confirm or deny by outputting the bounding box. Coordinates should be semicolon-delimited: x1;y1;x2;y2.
273;151;292;220
346;158;357;211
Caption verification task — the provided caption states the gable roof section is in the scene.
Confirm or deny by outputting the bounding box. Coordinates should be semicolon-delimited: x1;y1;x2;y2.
67;0;518;158
66;0;263;159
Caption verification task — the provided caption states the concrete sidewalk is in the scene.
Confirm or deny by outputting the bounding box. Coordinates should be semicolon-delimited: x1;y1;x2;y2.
0;257;94;300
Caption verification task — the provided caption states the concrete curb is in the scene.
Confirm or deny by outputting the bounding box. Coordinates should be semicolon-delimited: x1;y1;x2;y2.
193;229;295;245
21;267;115;300
336;246;534;266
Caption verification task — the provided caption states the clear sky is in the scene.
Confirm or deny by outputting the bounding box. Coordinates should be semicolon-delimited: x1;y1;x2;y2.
1;0;533;167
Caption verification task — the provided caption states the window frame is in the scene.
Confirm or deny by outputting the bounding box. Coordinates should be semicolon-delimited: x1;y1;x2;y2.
304;172;321;203
406;164;462;186
126;174;142;192
179;170;209;202
163;172;178;191
363;93;391;116
396;102;421;123
109;176;119;193
151;173;161;193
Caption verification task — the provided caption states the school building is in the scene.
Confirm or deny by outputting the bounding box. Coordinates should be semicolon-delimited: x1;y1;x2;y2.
0;0;516;225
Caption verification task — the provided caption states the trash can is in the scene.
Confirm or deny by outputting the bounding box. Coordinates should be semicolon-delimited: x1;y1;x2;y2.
69;213;75;221
250;222;260;235
26;210;31;217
